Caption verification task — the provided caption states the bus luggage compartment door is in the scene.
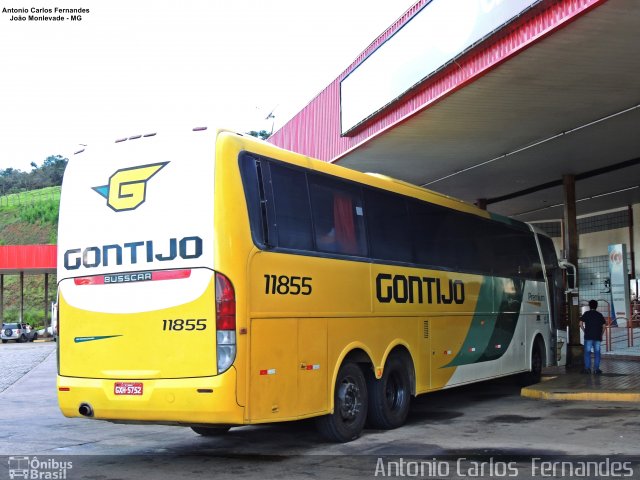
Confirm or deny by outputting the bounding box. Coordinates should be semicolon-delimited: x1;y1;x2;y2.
248;318;298;421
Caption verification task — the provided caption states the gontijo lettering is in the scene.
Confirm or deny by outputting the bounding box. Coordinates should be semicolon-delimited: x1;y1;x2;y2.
376;273;465;304
63;236;202;270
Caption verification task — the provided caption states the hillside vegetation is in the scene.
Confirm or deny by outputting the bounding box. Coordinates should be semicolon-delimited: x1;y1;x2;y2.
0;186;60;245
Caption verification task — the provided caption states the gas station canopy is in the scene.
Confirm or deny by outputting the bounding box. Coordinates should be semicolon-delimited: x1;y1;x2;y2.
270;0;640;223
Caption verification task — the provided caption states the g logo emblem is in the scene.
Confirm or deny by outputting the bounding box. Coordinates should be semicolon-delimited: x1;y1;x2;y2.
93;162;168;212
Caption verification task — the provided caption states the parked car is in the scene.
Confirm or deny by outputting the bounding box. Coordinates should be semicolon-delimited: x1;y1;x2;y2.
1;323;38;343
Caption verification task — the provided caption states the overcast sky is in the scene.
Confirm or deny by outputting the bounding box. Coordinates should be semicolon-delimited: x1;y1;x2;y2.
0;0;415;172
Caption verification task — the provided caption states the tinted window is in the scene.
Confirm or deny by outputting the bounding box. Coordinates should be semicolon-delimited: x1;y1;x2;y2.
538;234;559;271
519;232;544;280
365;189;412;263
436;210;486;273
468;216;496;274
409;200;448;268
239;155;267;246
309;175;367;256
269;163;313;250
410;201;493;273
240;153;543;279
492;225;542;279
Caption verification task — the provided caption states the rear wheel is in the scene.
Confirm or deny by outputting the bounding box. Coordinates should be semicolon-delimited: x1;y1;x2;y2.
316;362;368;442
18;334;27;343
367;355;411;429
191;426;230;436
1;340;7;344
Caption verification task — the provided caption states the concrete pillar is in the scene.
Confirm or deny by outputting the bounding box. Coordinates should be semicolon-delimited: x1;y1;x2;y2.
563;174;581;366
633;203;640;275
19;272;24;323
630;204;637;279
44;273;49;335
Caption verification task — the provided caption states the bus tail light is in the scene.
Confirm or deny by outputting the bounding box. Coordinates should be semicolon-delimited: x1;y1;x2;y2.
215;273;236;374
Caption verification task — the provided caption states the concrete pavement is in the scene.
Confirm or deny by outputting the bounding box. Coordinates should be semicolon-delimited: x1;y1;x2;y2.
522;356;640;401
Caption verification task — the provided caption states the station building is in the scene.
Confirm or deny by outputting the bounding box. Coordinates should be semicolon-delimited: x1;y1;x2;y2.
268;0;640;331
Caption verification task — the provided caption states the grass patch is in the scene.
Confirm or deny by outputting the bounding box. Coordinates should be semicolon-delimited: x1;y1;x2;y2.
0;186;59;245
17;198;59;224
0;186;61;209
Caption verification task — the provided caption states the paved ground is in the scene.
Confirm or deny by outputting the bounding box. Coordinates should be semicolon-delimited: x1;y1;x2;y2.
1;344;639;479
0;342;55;392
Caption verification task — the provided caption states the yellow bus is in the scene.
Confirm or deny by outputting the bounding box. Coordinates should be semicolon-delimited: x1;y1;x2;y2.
57;129;567;442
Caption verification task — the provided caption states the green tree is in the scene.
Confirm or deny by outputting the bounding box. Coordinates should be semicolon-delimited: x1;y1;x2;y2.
40;155;67;185
246;130;271;141
0;155;67;196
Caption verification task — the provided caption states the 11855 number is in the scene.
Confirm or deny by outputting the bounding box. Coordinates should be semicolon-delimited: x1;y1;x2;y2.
264;275;312;295
162;318;207;331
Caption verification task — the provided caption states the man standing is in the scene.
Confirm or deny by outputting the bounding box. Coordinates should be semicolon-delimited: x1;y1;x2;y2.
580;300;607;374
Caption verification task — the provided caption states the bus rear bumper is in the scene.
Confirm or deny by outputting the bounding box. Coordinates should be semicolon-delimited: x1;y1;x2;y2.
57;367;244;425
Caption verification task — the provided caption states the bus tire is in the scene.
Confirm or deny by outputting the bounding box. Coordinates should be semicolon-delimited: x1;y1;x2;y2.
367;355;411;429
191;426;230;436
316;362;368;443
519;340;543;386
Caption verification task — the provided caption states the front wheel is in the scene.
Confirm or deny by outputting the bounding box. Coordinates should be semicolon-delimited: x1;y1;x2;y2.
519;342;543;386
316;362;368;442
367;355;411;429
191;426;230;436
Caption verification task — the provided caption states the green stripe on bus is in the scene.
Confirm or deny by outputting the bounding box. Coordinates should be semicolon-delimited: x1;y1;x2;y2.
444;277;524;367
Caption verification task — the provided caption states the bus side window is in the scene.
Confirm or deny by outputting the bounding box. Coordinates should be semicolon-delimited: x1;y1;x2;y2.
491;224;542;280
364;188;412;263
309;175;366;257
239;154;270;247
268;163;314;251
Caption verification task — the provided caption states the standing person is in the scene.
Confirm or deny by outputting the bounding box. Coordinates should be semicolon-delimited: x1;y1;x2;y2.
580;300;607;374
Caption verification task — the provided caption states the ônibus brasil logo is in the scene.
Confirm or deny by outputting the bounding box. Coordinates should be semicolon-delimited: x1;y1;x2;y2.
93;162;168;212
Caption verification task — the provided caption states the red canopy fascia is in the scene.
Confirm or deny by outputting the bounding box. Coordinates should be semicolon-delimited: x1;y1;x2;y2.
0;245;57;274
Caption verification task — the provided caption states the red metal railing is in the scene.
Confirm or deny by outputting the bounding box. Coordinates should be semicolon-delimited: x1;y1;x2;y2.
603;300;640;352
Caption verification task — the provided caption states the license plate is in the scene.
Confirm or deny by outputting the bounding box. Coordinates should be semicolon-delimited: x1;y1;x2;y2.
114;382;143;396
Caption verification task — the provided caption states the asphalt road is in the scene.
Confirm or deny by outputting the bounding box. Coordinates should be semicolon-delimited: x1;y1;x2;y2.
1;343;639;479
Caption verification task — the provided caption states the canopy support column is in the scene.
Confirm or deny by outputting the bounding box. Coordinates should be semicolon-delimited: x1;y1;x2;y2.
44;273;49;335
19;272;24;324
0;274;3;323
563;174;582;366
